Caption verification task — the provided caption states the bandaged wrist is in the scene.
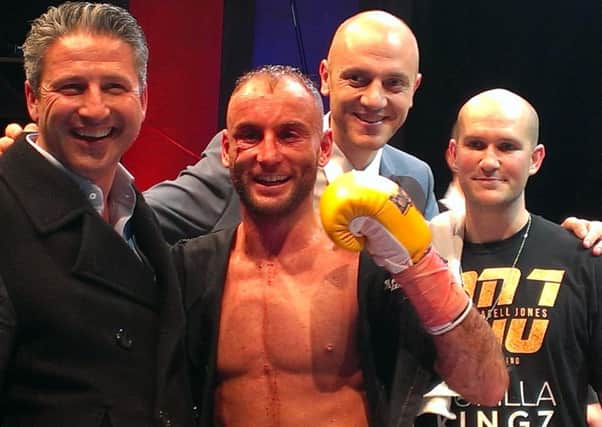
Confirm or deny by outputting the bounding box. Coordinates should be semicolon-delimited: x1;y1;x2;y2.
393;248;471;335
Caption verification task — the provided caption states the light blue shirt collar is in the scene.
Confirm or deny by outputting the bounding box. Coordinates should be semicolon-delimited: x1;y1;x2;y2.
25;133;137;240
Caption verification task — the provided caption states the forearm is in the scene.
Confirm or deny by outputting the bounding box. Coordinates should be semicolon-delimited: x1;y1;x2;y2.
391;250;508;405
144;131;239;243
316;171;508;404
432;308;508;406
145;166;235;243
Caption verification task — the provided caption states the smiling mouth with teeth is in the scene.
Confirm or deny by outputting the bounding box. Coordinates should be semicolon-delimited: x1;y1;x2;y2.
73;128;113;140
256;175;289;185
355;114;384;124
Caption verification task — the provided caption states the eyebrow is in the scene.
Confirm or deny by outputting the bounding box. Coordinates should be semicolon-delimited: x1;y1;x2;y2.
231;120;317;137
340;67;409;79
462;135;523;145
231;122;260;133
278;120;312;128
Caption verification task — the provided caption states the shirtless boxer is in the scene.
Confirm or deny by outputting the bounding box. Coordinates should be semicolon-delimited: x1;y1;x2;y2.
172;65;507;427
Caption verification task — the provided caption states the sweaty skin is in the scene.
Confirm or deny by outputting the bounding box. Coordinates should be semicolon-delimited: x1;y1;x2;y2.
213;69;507;426
216;73;368;426
217;228;368;427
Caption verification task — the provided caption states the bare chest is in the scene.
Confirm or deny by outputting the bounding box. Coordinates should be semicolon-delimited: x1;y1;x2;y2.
216;249;361;379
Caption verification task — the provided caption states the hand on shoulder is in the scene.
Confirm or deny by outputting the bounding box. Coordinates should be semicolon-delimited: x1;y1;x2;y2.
561;217;602;256
1;123;38;155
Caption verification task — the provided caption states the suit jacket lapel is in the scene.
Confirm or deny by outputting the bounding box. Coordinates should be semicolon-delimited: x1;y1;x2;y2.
379;145;427;215
378;145;395;177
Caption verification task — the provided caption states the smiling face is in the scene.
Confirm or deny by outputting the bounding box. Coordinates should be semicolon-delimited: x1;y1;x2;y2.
319;11;421;169
450;90;545;213
221;75;331;219
25;32;147;191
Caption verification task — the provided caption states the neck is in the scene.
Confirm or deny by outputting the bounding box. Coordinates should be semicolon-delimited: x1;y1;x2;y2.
236;198;324;258
464;203;530;243
331;129;376;170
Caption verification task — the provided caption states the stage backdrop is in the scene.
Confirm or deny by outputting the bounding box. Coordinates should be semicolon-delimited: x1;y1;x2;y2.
124;0;223;190
123;0;354;190
114;0;601;219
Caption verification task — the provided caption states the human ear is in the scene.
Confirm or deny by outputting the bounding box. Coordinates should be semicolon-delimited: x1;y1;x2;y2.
528;144;546;175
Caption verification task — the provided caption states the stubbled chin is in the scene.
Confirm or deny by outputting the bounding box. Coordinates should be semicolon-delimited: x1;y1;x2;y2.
347;132;388;150
468;189;509;205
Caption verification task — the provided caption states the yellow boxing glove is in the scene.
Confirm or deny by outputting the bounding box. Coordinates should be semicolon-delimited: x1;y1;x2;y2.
321;171;471;335
320;170;431;266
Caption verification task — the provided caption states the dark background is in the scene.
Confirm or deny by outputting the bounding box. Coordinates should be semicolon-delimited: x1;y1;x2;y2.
1;0;600;221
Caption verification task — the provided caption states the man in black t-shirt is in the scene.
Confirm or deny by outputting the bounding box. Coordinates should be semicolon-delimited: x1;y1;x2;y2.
425;88;602;426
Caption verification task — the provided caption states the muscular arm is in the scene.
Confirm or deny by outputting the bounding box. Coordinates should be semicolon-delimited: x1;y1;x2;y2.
320;172;508;404
387;253;508;406
143;131;241;244
431;308;508;406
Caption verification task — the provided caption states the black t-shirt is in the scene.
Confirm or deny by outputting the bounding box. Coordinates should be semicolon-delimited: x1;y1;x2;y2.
447;215;602;427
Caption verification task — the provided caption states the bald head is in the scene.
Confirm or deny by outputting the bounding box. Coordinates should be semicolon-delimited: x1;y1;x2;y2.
450;88;546;234
319;10;422;169
457;89;540;146
327;10;420;75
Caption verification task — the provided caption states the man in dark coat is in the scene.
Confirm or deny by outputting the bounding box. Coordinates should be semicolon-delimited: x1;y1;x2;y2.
0;3;194;426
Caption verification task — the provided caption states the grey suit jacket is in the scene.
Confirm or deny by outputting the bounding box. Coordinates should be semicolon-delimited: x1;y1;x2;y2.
0;137;194;427
146;129;438;244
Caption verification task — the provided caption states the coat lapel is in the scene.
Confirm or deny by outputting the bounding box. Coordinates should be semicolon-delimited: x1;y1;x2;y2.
132;196;192;420
379;146;427;215
1;137;158;308
73;213;159;308
2;137;193;421
131;194;185;335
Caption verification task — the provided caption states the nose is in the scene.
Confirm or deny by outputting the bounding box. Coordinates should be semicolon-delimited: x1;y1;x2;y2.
360;81;387;110
78;87;110;122
479;146;500;172
256;134;282;166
